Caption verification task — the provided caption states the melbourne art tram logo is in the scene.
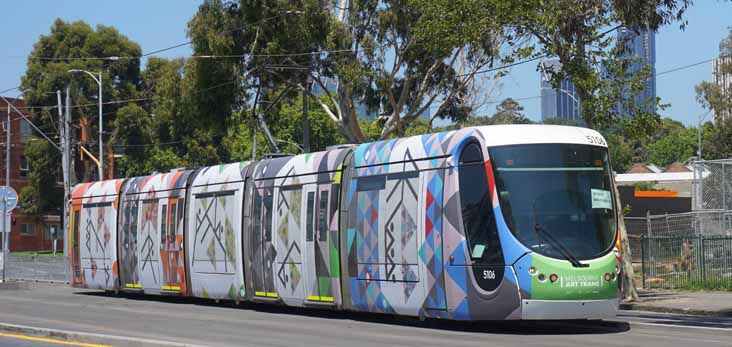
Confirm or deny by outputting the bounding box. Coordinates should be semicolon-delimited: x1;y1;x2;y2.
559;274;604;289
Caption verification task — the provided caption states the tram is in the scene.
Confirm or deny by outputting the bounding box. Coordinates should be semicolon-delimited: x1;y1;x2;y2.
69;124;620;321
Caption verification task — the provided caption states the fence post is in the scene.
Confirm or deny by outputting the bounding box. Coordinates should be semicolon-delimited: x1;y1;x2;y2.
641;234;647;289
723;163;726;210
699;235;706;286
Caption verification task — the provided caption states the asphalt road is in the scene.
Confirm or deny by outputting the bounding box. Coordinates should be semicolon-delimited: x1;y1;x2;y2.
0;332;105;347
0;283;730;347
0;335;59;347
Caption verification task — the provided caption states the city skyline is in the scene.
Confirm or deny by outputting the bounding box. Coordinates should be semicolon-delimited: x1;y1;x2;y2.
616;27;657;118
539;59;582;124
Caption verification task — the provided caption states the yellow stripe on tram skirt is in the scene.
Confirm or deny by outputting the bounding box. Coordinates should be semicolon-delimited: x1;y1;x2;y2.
125;283;142;289
161;285;181;291
255;291;279;298
307;296;334;302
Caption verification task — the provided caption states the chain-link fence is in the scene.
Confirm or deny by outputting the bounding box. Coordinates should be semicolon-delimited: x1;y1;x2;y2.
625;217;647;269
640;236;732;290
693;159;732;211
626;210;732;290
647;210;732;237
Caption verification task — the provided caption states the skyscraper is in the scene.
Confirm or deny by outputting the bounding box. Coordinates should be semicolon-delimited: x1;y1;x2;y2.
540;59;582;123
616;28;657;117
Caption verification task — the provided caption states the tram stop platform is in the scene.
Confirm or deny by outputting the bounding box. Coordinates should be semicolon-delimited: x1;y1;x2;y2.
620;290;732;317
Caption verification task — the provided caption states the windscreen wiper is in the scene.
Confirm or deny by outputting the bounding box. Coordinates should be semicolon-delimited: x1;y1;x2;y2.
533;223;589;268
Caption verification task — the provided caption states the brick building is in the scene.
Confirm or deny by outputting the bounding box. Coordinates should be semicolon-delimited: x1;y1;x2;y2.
0;97;62;252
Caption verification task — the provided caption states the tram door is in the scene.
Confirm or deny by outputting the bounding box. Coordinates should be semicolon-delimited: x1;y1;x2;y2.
304;184;335;303
138;198;164;291
274;185;305;300
252;188;277;298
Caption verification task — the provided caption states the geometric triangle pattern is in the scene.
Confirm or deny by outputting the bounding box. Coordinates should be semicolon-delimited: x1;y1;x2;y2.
420;169;447;315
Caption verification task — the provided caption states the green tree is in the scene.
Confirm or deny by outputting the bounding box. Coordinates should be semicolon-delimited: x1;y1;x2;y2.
645;126;697;167
19;19;142;215
703;118;732;159
111;103;153;177
19;140;63;217
605;133;634;172
514;0;690;129
186;0;514;143
490;98;531;124
224;92;345;160
542;117;580;126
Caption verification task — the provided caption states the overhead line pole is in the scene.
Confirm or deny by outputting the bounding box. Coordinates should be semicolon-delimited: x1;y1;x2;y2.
59;88;71;283
2;101;8;282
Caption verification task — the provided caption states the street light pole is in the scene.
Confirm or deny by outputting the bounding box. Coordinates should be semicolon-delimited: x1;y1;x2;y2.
68;69;103;180
2;101;8;281
98;72;103;180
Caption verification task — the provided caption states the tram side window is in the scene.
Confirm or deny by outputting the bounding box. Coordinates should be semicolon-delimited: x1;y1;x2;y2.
306;192;315;241
169;202;177;239
458;142;504;265
253;194;262;239
72;210;81;276
263;194;273;242
318;191;328;242
160;204;168;245
176;200;185;235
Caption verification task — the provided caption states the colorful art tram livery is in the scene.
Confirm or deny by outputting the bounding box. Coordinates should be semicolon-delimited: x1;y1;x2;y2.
70;125;620;321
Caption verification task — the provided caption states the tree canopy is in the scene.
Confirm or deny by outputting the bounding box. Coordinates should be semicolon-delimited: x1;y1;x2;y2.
17;1;729;229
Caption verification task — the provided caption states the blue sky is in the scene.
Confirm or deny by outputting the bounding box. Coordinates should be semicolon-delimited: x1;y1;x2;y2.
1;1;731;126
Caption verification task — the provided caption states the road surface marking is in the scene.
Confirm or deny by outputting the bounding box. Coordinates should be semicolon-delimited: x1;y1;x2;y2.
624;320;732;332
0;332;111;347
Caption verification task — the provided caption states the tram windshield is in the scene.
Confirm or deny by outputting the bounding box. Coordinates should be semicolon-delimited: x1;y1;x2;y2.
489;143;616;261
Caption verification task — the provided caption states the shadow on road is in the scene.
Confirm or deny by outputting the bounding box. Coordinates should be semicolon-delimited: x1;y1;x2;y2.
76;290;630;335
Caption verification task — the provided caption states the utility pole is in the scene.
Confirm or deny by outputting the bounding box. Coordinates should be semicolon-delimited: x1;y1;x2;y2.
251;87;260;161
98;72;103;180
302;78;310;153
2;100;10;281
64;88;72;282
59;88;71;282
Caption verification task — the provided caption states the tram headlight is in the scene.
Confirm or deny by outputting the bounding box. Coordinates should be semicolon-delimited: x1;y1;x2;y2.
549;274;558;283
604;273;612;282
537;274;547;282
528;267;537;275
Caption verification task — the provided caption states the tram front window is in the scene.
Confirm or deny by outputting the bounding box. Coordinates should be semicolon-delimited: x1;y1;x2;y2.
489;143;616;261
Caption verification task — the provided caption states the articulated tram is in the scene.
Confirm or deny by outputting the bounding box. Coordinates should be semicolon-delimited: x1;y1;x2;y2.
69;125;620;321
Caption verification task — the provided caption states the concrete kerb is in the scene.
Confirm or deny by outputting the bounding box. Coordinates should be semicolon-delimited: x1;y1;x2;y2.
0;322;213;347
0;280;30;290
619;303;732;317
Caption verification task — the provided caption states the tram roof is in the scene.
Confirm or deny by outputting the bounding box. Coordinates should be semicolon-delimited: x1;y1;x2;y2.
474;124;607;148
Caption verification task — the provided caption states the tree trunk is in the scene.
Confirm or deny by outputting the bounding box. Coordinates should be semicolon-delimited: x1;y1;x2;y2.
613;179;639;302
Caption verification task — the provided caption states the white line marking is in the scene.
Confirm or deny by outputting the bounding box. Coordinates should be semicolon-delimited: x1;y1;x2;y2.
620;320;732;332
